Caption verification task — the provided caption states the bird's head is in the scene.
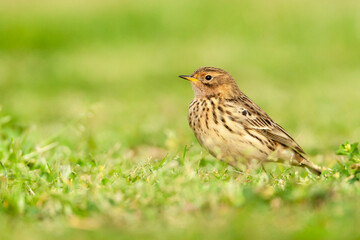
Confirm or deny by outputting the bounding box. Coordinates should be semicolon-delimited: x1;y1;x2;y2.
179;67;240;98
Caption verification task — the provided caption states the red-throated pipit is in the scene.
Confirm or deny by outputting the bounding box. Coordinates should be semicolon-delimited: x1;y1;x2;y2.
179;67;322;175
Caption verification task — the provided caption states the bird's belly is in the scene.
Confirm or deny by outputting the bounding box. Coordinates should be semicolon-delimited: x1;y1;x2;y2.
195;124;270;165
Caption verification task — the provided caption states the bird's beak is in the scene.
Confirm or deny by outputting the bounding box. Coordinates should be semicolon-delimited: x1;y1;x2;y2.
179;75;199;83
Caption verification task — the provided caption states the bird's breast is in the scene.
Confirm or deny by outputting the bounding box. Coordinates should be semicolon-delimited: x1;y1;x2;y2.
188;97;270;162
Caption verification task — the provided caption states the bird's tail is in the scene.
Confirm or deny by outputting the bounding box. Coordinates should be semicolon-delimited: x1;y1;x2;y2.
294;154;322;176
302;160;322;176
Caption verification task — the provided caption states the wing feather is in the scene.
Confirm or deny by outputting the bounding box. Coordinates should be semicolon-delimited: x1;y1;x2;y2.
226;96;306;155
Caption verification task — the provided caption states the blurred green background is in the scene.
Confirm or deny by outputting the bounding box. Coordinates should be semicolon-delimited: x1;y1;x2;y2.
1;0;360;152
1;0;360;239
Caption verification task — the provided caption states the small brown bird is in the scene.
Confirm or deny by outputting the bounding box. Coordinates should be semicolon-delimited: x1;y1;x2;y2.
179;67;322;175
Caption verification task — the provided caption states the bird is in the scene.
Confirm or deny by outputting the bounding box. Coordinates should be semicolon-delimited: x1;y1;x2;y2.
179;67;322;175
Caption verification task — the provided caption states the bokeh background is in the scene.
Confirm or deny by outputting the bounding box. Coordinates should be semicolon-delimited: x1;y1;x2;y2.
1;0;360;239
1;0;360;153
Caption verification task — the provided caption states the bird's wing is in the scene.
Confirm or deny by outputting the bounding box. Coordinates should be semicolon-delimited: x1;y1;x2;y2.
228;96;306;155
255;124;306;155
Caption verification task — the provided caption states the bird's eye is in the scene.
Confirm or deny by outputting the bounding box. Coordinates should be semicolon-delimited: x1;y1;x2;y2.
205;75;212;80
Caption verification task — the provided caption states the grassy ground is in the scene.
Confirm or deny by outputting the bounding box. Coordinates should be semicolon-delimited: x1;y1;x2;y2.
1;0;360;239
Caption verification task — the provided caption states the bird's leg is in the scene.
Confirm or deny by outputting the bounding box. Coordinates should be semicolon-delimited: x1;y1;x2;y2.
226;161;244;174
261;163;274;178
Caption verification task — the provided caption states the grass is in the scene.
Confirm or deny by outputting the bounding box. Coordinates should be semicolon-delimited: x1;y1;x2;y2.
1;0;360;239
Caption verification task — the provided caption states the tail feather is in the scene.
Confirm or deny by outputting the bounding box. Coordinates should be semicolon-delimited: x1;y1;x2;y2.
301;160;322;176
294;154;322;176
